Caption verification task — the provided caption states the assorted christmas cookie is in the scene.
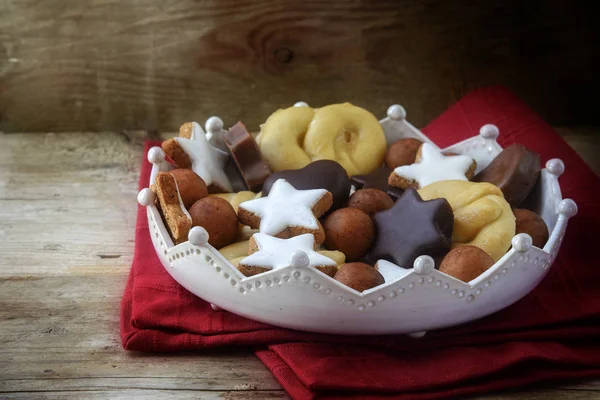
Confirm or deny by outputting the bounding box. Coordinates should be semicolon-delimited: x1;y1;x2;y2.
473;144;540;207
237;179;333;244
389;143;476;190
162;122;233;193
223;122;272;192
145;107;558;299
418;180;515;262
238;233;337;277
257;103;387;176
151;172;192;244
367;189;454;268
262;160;350;211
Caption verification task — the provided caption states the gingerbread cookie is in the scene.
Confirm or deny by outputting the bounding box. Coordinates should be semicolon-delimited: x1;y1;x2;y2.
367;189;454;268
262;160;350;211
151;172;192;245
237;179;333;244
224;122;272;192
238;233;337;277
514;209;549;248
210;191;260;241
389;143;476;190
418;180;516;262
257;103;386;176
161;122;233;193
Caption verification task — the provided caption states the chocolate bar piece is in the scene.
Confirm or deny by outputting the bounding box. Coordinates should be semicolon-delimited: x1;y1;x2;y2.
223;122;272;192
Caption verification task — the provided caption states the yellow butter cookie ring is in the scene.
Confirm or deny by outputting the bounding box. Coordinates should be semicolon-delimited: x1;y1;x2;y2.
258;103;386;176
418;181;516;262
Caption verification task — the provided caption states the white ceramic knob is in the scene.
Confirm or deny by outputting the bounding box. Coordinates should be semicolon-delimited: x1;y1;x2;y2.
294;101;309;107
205;116;223;134
290;250;310;268
189;227;210;246
512;233;533;253
558;198;578;219
210;303;222;311
137;188;155;206
387;104;406;120
407;330;427;338
546;158;565;177
147;146;166;164
413;255;435;275
479;124;499;140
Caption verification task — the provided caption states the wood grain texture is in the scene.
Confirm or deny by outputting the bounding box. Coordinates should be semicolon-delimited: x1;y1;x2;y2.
0;0;598;133
0;130;599;399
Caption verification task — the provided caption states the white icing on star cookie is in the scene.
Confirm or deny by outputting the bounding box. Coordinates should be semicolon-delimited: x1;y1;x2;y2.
238;179;328;236
240;233;336;270
175;122;232;192
392;143;474;188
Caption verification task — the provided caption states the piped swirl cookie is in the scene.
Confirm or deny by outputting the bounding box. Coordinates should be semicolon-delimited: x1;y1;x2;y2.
257;103;387;176
418;180;516;262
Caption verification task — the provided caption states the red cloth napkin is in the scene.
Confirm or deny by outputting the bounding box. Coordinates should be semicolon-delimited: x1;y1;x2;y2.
121;86;600;399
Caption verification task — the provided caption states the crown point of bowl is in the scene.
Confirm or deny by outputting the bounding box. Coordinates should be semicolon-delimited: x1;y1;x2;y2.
189;226;210;246
387;104;406;120
479;124;499;140
546;158;565;177
290;250;310;268
137;188;155;206
559;198;578;218
413;255;435;275
407;330;427;338
294;101;309;107
512;233;533;253
205;116;223;134
147;146;166;164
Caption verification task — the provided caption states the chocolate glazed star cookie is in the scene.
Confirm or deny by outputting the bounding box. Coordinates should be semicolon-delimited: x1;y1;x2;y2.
367;189;454;268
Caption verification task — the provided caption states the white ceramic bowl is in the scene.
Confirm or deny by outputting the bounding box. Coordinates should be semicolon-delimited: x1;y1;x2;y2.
137;104;577;336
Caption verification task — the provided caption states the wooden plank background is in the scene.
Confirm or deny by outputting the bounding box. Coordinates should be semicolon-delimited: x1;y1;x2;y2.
0;0;598;133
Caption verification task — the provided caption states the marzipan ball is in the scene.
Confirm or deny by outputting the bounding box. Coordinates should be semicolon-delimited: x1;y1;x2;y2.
439;245;494;282
189;197;238;249
323;208;375;261
169;169;208;209
347;189;394;216
334;262;384;292
514;208;549;248
385;138;423;169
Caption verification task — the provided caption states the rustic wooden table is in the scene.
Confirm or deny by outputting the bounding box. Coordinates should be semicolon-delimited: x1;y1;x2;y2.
1;128;599;399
